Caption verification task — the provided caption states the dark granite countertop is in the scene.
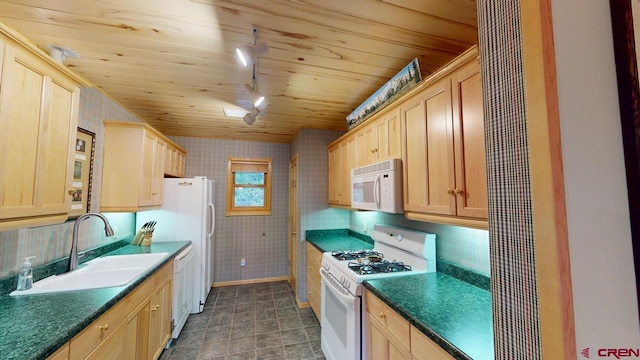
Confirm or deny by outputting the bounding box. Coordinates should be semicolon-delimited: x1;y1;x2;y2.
364;273;494;360
0;241;190;360
306;229;373;252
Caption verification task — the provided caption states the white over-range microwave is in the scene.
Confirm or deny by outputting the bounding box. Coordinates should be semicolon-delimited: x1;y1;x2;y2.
351;158;403;214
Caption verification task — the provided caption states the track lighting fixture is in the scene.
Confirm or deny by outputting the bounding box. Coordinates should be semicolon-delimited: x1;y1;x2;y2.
235;42;268;67
237;26;267;125
235;27;268;67
243;108;260;125
47;45;80;64
244;83;265;107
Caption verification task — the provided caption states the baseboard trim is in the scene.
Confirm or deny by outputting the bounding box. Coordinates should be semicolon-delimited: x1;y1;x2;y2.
296;297;310;309
212;276;289;288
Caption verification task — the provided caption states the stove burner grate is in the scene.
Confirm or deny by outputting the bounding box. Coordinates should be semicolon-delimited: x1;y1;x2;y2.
347;260;412;275
331;250;383;261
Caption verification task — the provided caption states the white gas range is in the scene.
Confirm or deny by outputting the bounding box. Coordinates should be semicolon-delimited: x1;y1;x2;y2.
320;224;436;360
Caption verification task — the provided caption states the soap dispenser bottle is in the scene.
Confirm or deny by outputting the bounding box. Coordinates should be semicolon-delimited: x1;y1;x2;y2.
16;256;36;291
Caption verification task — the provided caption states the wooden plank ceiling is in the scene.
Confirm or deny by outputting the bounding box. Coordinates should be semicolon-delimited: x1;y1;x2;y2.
0;0;478;143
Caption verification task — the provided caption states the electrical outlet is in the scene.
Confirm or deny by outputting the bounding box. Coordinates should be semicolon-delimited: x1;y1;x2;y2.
111;226;119;239
240;258;246;267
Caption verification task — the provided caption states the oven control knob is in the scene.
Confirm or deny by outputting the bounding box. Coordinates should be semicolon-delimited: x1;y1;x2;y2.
396;233;403;241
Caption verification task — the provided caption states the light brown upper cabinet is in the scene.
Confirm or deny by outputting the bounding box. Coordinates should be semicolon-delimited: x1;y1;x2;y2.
0;29;82;231
164;143;186;178
401;46;488;226
328;134;355;207
355;109;402;167
101;121;186;212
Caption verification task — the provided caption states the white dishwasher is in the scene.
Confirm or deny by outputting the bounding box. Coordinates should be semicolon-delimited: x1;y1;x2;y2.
171;245;194;340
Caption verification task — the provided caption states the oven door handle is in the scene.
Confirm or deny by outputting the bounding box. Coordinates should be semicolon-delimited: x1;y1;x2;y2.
320;269;356;305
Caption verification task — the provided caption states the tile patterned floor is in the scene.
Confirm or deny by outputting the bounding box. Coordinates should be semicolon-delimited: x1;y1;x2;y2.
160;281;325;360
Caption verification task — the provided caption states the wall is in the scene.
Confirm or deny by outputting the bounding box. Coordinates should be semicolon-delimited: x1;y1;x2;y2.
169;136;290;284
0;88;139;279
289;128;349;299
552;0;640;349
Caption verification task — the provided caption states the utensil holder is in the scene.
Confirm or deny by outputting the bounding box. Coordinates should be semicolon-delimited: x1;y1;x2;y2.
141;234;153;246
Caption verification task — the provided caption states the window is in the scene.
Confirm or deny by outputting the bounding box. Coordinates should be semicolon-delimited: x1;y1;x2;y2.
226;157;272;216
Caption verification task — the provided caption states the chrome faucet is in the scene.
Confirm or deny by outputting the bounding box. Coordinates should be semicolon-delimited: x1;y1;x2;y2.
67;213;115;272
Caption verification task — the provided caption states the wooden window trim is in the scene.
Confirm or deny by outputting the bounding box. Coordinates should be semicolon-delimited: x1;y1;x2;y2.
225;157;272;216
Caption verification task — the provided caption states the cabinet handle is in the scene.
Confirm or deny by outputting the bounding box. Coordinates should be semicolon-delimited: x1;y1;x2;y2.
98;323;109;331
151;304;160;312
454;188;464;195
379;312;386;319
447;188;454;195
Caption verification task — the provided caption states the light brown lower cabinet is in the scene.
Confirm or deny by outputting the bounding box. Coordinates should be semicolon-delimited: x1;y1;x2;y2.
47;343;69;360
365;289;454;360
48;261;173;360
306;243;323;319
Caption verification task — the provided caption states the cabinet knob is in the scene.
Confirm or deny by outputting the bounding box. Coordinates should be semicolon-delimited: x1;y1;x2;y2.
151;304;160;312
379;312;386;319
68;188;76;195
454;188;464;195
98;323;109;331
447;188;454;195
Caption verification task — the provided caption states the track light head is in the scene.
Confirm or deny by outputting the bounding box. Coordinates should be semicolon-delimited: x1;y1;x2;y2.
244;83;266;108
235;42;268;67
243;108;260;125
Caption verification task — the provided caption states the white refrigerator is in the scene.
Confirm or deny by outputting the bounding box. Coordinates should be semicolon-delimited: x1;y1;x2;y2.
136;176;215;314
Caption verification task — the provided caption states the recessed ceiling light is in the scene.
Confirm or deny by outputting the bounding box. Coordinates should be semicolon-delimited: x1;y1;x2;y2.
223;108;249;118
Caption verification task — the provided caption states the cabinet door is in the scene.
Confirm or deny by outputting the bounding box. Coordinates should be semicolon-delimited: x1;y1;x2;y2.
149;279;172;360
124;301;151;360
328;143;340;205
375;109;402;161
451;60;488;219
366;313;411;360
339;137;355;206
0;42;78;223
306;244;322;319
152;139;165;205
401;79;455;215
139;132;156;207
363;124;376;164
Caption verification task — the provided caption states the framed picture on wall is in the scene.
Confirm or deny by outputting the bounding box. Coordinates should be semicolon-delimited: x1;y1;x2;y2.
68;128;96;219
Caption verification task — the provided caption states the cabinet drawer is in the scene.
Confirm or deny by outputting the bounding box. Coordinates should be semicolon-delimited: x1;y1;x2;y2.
47;343;69;360
365;290;410;350
411;325;455;360
153;261;173;287
85;321;126;360
306;244;322;264
124;276;154;315
69;300;126;360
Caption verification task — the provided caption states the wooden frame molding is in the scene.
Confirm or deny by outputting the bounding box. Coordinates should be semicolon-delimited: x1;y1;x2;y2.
520;0;576;358
609;0;640;326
